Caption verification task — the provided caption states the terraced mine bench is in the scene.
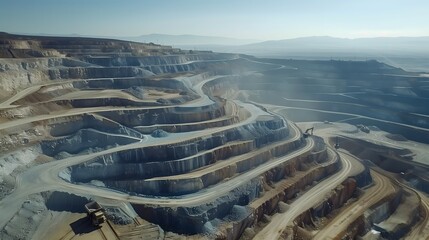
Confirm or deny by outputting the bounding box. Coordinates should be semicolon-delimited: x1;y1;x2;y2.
1;33;429;240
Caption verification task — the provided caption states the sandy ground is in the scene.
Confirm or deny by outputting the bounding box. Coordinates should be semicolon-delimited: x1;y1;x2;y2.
52;88;181;102
33;211;118;240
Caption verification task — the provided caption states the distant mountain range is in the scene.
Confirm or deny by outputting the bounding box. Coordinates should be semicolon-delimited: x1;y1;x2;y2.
7;32;429;71
237;36;429;55
163;35;429;72
11;32;429;56
123;34;258;46
123;35;429;60
9;32;259;47
134;35;429;72
168;35;429;56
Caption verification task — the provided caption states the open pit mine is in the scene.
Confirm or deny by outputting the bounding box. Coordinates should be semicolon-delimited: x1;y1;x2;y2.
0;32;429;240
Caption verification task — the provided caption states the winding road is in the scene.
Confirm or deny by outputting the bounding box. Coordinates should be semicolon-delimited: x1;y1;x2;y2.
0;57;301;231
313;154;397;239
253;149;355;240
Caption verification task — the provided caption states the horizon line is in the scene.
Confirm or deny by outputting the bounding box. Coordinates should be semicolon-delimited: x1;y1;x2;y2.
3;31;429;42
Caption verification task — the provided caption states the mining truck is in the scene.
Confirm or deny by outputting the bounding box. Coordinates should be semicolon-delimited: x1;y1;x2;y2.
85;201;106;226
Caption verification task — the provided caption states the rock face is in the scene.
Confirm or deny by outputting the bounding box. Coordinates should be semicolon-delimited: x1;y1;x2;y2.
337;135;429;199
352;164;373;188
133;178;263;234
311;178;357;219
9;33;429;240
404;172;429;194
42;128;139;157
132;144;336;235
69;116;295;195
1;33;325;239
370;189;420;240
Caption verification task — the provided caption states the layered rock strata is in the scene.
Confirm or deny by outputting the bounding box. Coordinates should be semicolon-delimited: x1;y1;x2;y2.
3;33;426;240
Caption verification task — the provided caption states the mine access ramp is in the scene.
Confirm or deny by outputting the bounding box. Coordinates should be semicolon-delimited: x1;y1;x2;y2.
85;201;106;226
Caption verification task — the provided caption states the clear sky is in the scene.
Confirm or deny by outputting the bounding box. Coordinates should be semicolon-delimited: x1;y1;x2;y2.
1;0;428;40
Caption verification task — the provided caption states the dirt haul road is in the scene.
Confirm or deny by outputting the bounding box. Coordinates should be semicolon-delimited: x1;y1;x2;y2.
313;169;396;239
0;111;310;230
253;149;357;240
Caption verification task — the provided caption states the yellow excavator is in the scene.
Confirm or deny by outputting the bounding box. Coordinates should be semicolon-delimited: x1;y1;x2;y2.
303;127;314;138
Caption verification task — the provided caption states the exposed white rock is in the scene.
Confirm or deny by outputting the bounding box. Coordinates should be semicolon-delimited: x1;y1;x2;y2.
0;146;41;183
